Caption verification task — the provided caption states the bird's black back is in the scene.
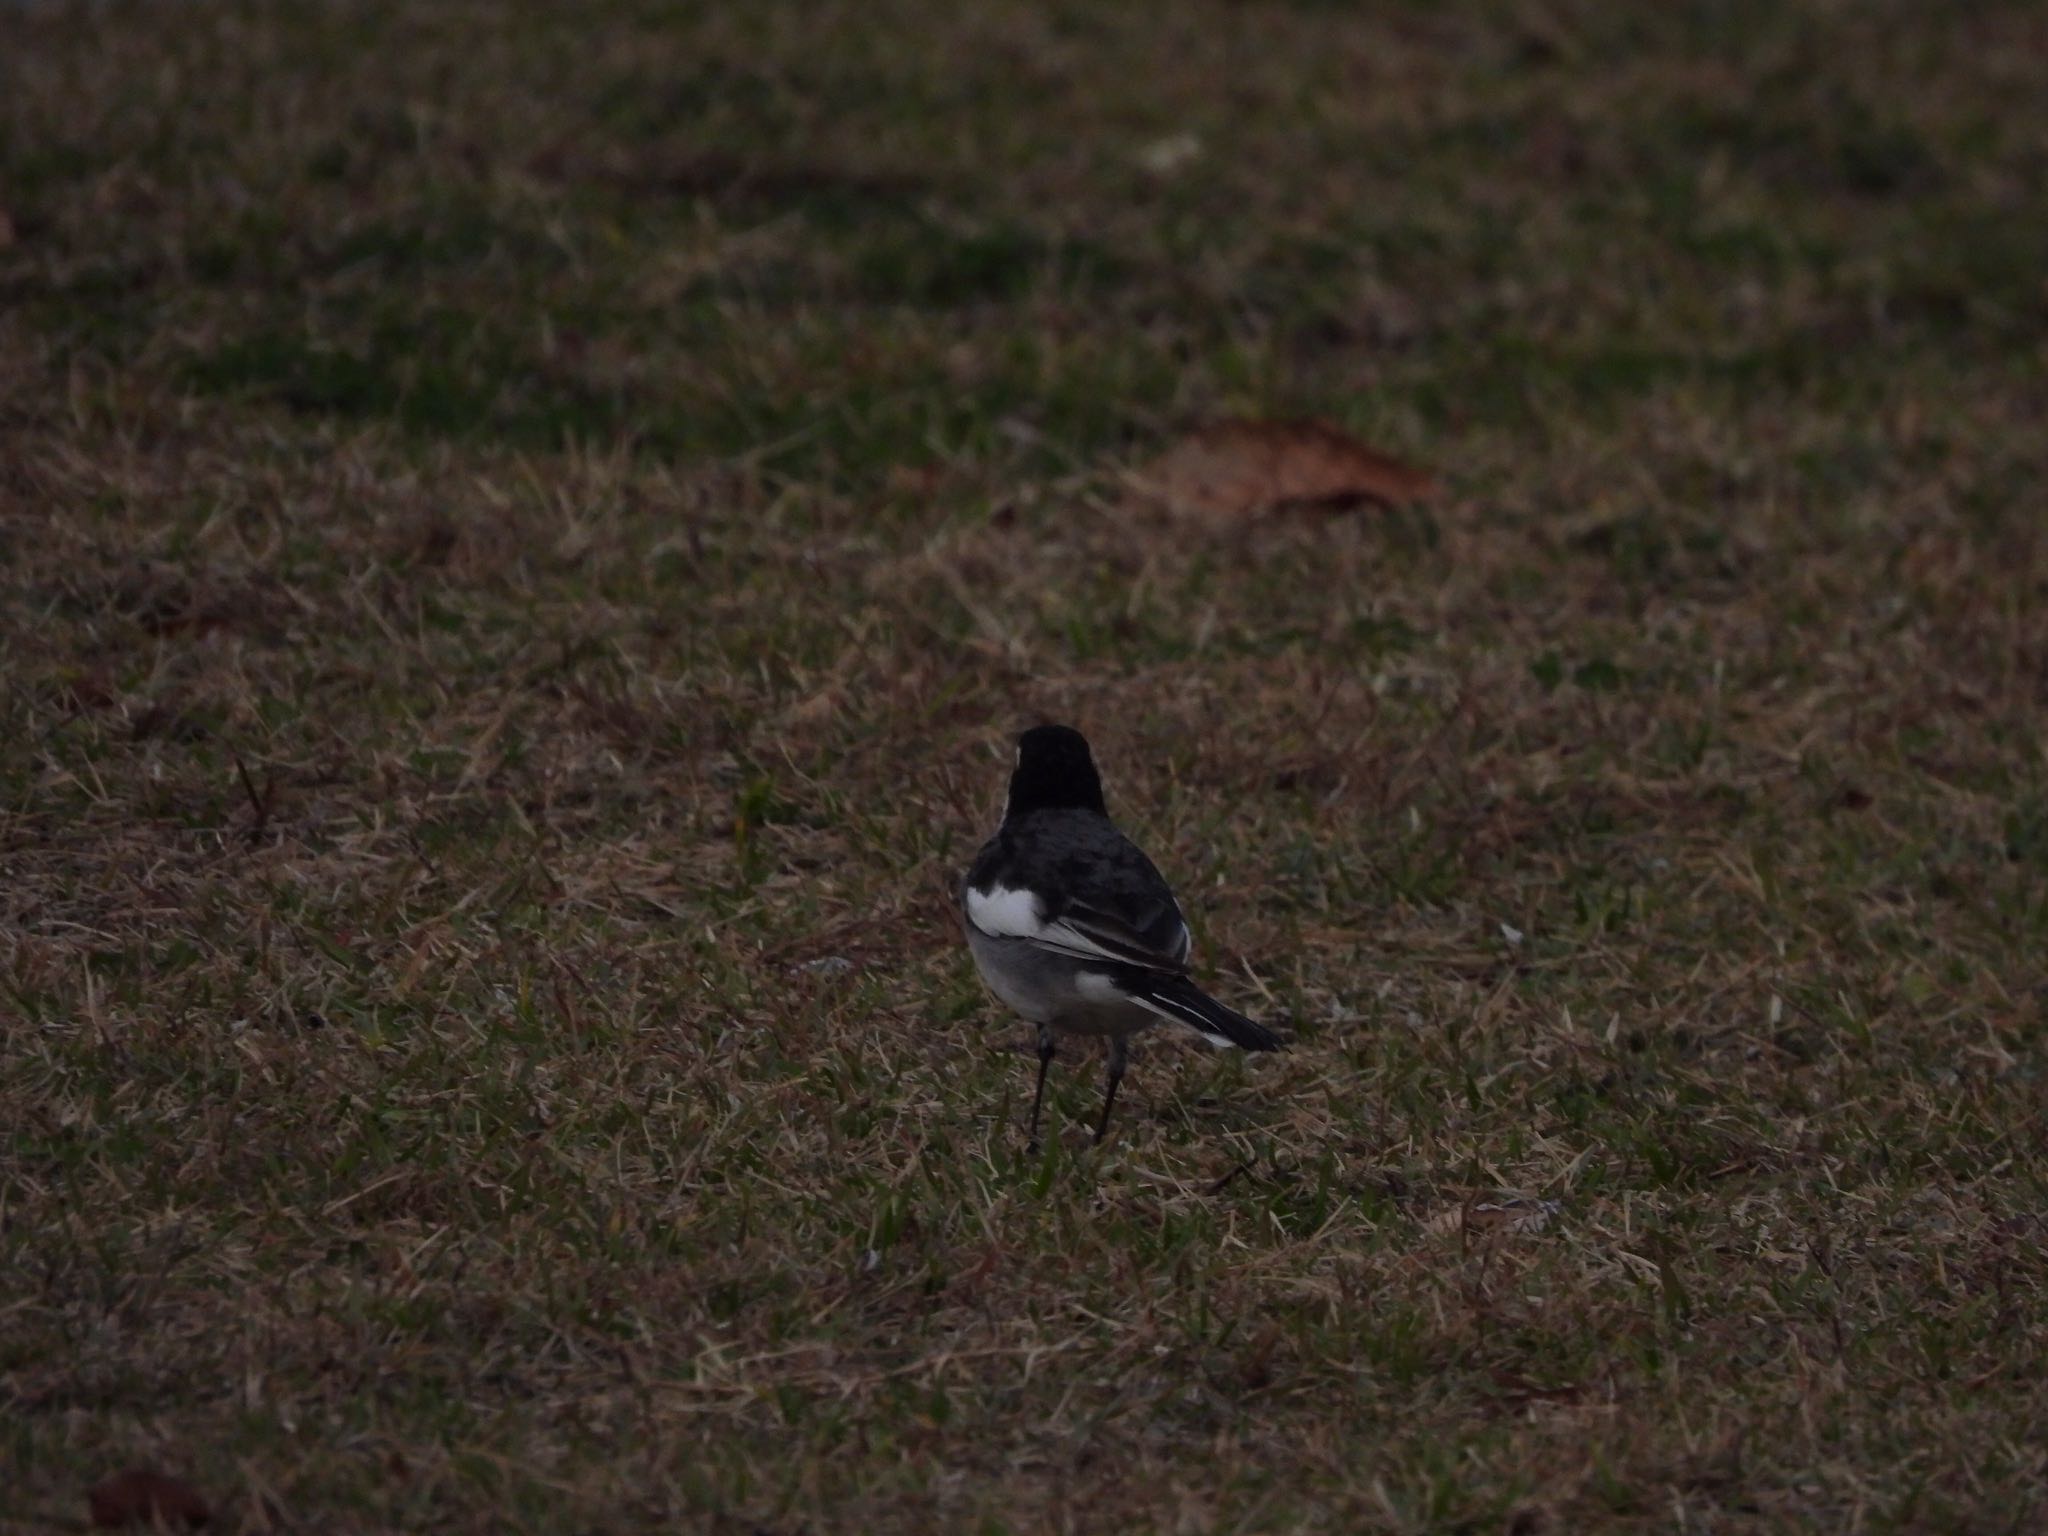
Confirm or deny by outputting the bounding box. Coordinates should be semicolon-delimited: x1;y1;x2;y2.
967;808;1188;968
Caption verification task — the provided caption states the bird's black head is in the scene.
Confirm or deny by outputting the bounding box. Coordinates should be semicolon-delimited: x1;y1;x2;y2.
1004;724;1107;820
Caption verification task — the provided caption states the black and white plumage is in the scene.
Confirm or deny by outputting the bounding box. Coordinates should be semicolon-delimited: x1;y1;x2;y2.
960;724;1283;1146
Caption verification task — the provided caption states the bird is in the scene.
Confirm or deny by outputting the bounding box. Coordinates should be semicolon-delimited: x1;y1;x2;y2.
958;724;1283;1147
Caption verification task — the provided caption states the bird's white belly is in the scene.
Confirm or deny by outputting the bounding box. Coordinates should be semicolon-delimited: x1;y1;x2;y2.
965;927;1155;1039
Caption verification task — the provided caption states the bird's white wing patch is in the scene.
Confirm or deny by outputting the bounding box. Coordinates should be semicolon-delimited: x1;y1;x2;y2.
964;884;1047;940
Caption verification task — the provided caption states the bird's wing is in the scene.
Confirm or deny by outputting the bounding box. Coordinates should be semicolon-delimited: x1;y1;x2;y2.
963;883;1189;973
963;810;1193;973
1057;896;1190;969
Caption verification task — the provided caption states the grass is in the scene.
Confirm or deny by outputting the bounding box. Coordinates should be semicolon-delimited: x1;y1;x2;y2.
4;0;2047;1530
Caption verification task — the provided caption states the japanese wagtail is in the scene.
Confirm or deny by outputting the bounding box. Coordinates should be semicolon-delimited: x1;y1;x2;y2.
960;724;1283;1147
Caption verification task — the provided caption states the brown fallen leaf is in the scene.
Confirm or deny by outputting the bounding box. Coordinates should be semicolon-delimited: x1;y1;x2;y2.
87;1469;211;1528
1134;418;1437;520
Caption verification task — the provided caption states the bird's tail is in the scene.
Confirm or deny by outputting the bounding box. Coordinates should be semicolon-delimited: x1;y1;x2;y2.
1128;974;1285;1051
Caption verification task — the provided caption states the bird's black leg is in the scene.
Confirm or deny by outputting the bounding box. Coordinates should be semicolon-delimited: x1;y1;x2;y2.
1026;1025;1056;1151
1094;1036;1128;1144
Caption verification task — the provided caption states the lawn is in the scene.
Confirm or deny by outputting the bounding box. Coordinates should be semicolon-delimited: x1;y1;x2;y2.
4;1;2047;1530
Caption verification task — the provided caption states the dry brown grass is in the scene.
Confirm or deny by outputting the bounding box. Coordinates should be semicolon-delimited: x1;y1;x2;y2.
5;1;2048;1531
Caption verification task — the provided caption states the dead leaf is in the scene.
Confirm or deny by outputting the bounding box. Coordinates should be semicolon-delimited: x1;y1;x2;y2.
1134;418;1437;520
87;1469;211;1528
